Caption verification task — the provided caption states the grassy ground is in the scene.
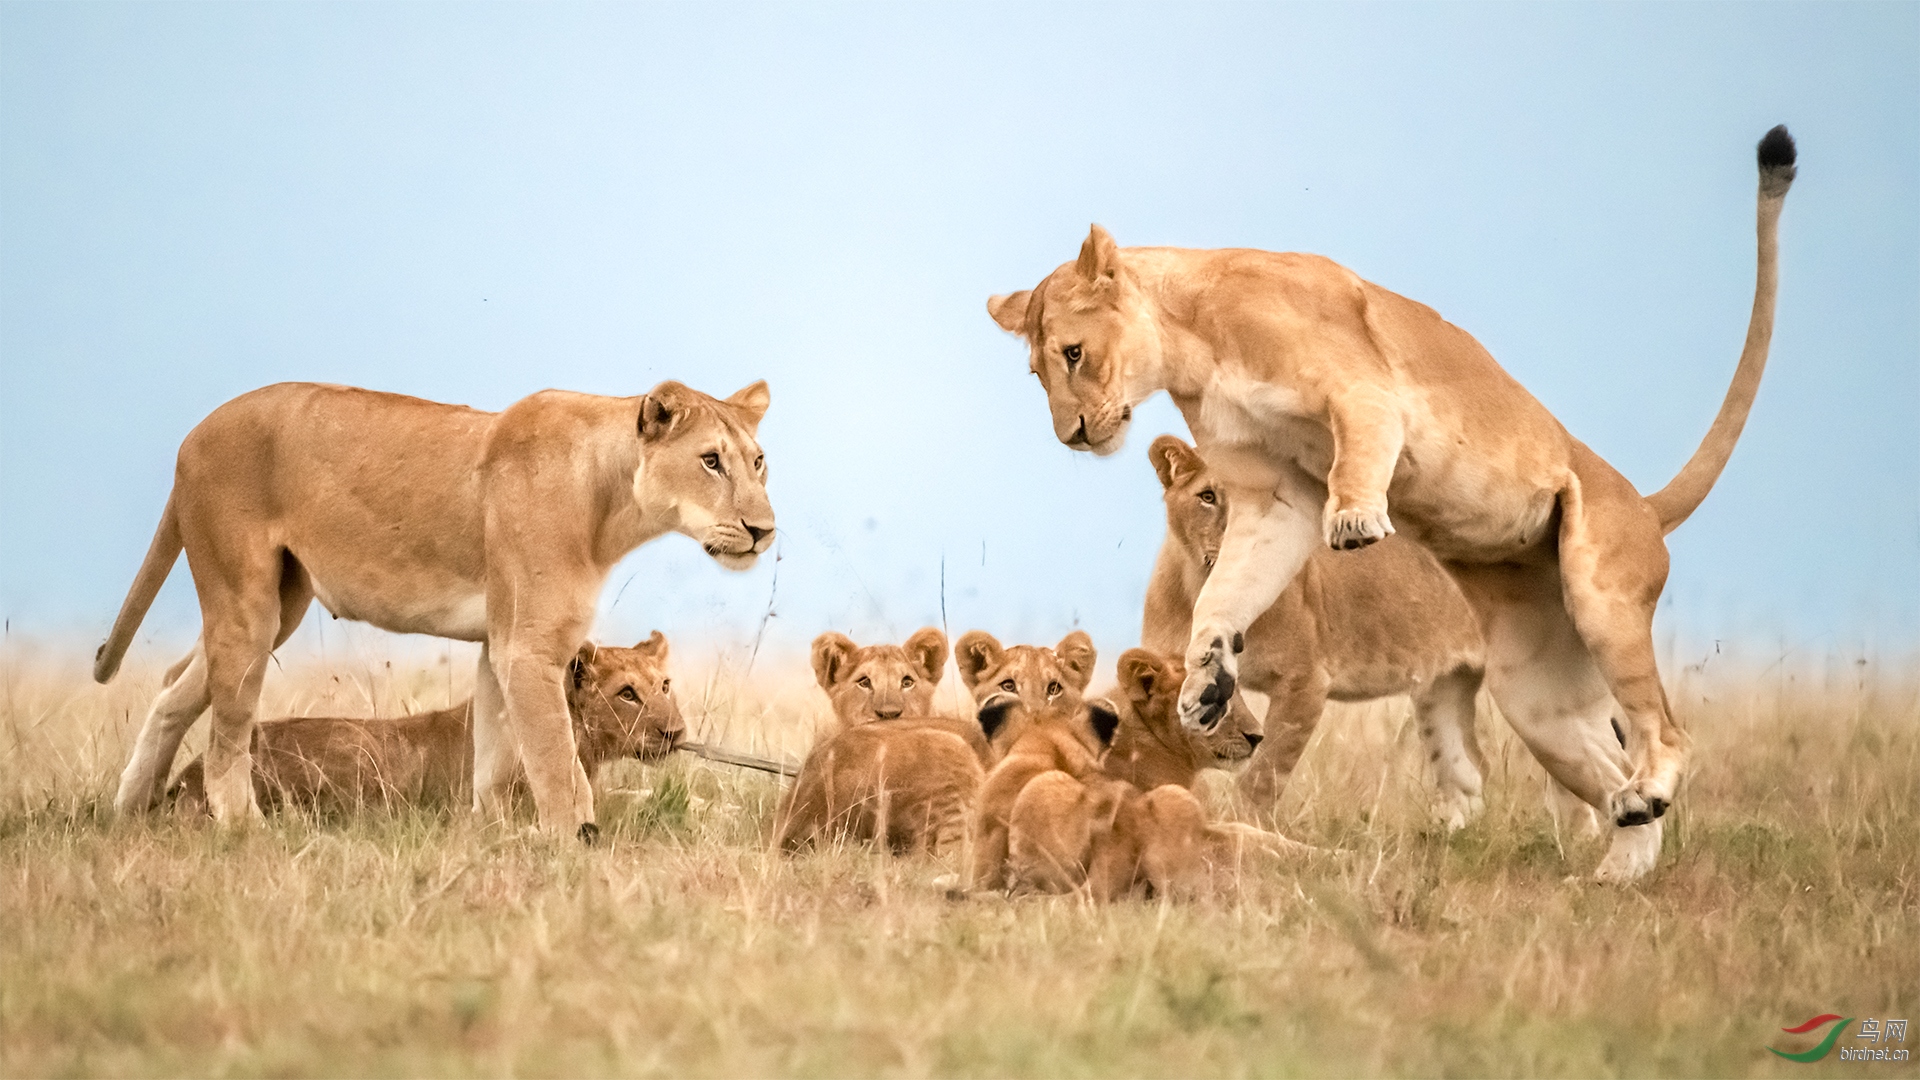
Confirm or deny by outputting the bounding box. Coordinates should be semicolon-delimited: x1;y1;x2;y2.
1;639;1915;1078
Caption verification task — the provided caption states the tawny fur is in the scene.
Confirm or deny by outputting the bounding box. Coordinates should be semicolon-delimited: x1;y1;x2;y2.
989;128;1796;881
168;636;682;816
1143;434;1490;829
96;379;773;835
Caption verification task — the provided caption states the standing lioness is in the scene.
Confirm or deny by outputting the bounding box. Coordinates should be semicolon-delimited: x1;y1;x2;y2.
97;380;774;838
991;128;1795;881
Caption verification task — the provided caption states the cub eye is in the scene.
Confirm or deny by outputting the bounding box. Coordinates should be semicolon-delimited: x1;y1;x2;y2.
1062;343;1083;367
856;676;872;690
999;679;1017;692
618;687;639;702
1046;681;1063;699
753;454;764;471
660;678;671;693
1199;490;1216;505
901;676;914;689
701;452;721;471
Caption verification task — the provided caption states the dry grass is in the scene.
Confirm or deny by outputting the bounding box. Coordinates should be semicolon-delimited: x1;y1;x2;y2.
1;637;1916;1078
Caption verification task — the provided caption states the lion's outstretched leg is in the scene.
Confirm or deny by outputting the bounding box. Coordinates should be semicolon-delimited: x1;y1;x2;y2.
1322;388;1405;551
1555;454;1689;827
1181;472;1320;732
1449;560;1661;882
115;641;210;814
1413;667;1486;832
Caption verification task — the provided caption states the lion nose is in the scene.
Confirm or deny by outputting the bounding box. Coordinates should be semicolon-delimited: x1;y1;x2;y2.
1244;732;1264;750
745;522;772;544
875;706;902;720
1067;417;1090;447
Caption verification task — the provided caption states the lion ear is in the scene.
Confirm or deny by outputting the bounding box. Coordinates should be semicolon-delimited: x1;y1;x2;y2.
1149;435;1204;492
903;627;948;685
633;630;668;662
1054;630;1097;692
725;380;771;433
1116;648;1163;703
639;381;691;441
569;643;597;691
987;291;1033;337
1076;224;1120;284
976;692;1019;742
1085;698;1121;749
810;632;857;692
954;630;1004;691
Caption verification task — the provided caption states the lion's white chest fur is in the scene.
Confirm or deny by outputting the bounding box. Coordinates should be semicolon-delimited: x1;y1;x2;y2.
1189;372;1334;484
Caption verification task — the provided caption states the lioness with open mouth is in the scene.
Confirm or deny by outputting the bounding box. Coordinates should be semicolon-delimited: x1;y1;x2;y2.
989;128;1795;881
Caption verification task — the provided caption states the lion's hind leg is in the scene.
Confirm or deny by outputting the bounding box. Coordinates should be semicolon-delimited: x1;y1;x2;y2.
115;641;211;814
1413;666;1486;832
1554;456;1690;827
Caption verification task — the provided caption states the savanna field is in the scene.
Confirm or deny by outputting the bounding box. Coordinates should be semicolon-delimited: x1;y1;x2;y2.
2;636;1915;1079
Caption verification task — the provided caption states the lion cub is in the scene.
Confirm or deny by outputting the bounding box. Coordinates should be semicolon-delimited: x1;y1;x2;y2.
776;628;989;854
169;634;682;815
1144;435;1490;829
1001;650;1297;900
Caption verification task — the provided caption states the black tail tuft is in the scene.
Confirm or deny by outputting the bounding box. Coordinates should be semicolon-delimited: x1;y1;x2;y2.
1756;124;1796;196
1758;125;1796;170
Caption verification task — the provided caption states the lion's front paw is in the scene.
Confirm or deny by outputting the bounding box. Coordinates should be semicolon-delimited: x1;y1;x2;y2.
1324;503;1394;551
1178;635;1238;733
1607;776;1672;828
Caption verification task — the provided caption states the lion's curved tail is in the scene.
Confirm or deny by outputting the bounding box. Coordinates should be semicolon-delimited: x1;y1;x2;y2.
93;493;182;684
1645;125;1797;535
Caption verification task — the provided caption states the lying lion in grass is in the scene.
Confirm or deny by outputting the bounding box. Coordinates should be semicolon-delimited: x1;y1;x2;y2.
168;635;681;816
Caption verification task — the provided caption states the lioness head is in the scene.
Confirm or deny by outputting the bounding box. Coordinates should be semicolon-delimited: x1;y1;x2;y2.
568;632;683;764
811;628;948;725
987;224;1160;456
635;380;776;570
1150;434;1226;574
955;630;1097;744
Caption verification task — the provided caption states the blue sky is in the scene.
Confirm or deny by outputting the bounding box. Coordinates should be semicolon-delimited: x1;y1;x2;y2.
2;3;1914;670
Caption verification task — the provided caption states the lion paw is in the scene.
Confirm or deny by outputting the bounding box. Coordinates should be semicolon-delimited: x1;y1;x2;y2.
1432;791;1484;833
1607;779;1672;828
1178;635;1237;733
1592;821;1663;884
1324;504;1393;551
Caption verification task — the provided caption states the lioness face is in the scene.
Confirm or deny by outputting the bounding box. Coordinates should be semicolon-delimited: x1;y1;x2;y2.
987;225;1159;457
811;628;947;725
1150;435;1227;574
569;632;683;763
636;380;776;571
955;630;1097;745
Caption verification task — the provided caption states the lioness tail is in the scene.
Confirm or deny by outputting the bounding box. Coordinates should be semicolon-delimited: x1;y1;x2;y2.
93;493;182;684
1645;124;1796;534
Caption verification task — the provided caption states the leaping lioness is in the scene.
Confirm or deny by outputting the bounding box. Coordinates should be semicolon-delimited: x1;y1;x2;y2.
989;128;1793;881
94;379;774;838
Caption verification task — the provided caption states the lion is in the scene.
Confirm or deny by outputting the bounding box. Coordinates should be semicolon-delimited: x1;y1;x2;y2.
967;690;1114;891
989;128;1796;881
167;634;682;816
94;379;774;839
1006;650;1307;901
1144;434;1490;829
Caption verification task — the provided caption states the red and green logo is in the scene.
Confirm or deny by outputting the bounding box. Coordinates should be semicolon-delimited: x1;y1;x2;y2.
1770;1015;1853;1062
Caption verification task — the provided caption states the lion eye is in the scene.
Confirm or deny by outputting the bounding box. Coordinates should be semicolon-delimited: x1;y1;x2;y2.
753;454;764;471
660;678;671;693
1062;343;1082;367
999;679;1017;693
701;452;721;471
1199;490;1216;505
857;676;872;690
618;687;639;702
1046;681;1063;699
901;676;914;689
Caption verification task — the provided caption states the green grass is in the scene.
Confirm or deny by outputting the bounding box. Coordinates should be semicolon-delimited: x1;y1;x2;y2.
1;642;1915;1077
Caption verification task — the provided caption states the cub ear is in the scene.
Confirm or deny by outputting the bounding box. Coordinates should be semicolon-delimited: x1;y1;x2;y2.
725;380;771;433
633;630;668;662
1075;223;1120;284
903;627;949;685
976;692;1020;742
638;381;690;441
1148;435;1205;492
1116;648;1164;703
955;630;1004;691
1054;630;1097;692
1085;697;1121;749
810;632;858;692
986;290;1033;337
569;643;597;691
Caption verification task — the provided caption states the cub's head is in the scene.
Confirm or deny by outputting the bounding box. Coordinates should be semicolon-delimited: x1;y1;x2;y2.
955;630;1097;713
1149;435;1226;577
1103;648;1263;789
811;628;948;725
568;632;684;765
987;224;1161;456
634;380;776;571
